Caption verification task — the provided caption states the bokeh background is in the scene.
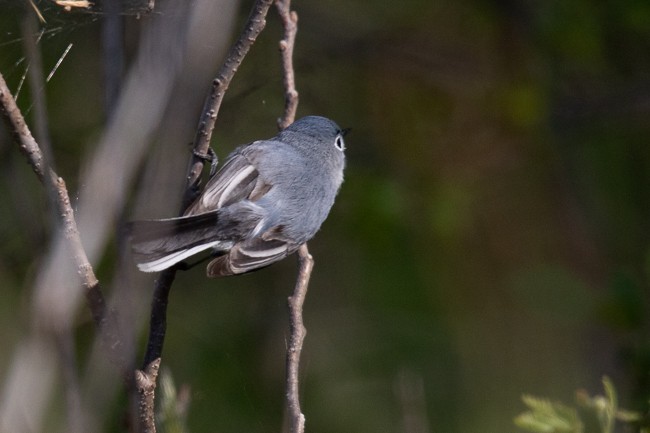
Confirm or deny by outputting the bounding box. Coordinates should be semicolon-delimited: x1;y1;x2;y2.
1;0;649;432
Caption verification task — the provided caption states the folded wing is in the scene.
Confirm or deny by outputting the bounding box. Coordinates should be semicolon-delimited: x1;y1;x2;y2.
129;150;272;273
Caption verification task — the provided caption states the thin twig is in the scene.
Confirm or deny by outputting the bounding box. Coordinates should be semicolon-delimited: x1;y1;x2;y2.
275;0;299;130
286;245;312;433
19;31;94;425
274;3;310;432
141;269;176;368
27;0;46;23
46;43;73;83
183;0;274;209
0;72;127;374
21;15;54;169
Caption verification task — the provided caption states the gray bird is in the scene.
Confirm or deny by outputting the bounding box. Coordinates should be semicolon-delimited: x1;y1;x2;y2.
129;115;347;277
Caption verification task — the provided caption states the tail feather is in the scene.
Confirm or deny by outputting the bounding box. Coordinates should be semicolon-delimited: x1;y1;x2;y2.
128;202;265;273
128;212;220;244
127;212;227;272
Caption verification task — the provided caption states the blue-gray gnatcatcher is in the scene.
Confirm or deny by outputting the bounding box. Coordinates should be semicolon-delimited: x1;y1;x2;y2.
129;115;347;277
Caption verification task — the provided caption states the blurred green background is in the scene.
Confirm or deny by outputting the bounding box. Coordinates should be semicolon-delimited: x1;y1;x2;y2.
1;0;649;432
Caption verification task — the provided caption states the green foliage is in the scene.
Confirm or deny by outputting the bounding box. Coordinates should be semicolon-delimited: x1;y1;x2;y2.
515;377;649;433
514;396;582;433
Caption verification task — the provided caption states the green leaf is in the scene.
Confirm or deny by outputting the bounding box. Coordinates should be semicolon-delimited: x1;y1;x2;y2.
514;395;582;433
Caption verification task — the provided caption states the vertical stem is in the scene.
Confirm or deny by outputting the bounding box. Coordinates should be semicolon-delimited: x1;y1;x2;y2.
142;269;176;368
274;1;310;432
275;0;299;130
286;245;312;433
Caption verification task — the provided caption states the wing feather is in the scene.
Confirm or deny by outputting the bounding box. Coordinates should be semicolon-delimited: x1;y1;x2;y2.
130;144;285;275
206;235;300;277
185;150;268;215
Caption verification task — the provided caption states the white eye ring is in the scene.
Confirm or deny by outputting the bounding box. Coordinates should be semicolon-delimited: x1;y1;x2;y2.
335;135;345;151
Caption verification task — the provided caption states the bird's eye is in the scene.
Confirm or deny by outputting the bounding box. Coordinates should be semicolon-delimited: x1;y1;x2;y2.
335;135;345;151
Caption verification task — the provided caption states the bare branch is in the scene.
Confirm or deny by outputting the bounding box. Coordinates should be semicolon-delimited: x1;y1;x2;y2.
275;0;299;130
273;2;310;432
21;15;54;163
286;245;312;433
0;74;46;181
0;72;127;373
141;269;176;368
183;0;274;209
136;358;162;433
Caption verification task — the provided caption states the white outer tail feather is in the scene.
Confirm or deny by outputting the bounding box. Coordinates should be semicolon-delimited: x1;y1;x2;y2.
136;240;223;273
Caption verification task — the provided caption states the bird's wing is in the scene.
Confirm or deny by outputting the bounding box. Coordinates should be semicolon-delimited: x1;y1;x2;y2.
185;146;272;215
205;237;295;277
206;225;300;277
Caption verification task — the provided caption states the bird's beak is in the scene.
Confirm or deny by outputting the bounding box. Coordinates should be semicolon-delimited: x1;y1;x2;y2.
340;128;351;136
